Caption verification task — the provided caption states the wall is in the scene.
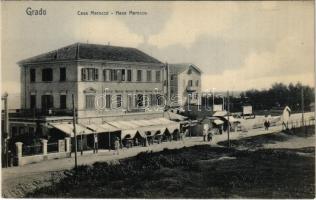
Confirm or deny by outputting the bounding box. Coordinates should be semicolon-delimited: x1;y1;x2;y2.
76;61;165;117
20;61;78;110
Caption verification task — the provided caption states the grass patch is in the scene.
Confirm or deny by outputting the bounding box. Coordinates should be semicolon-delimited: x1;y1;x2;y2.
27;145;315;198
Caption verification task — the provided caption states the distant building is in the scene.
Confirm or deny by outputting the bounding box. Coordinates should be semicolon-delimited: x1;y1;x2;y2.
168;63;202;107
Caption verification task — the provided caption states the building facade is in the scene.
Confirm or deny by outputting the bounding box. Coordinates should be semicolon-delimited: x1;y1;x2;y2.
8;44;200;141
18;43;167;123
168;63;202;107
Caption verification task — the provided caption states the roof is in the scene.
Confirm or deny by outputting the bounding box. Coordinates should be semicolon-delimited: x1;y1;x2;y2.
19;43;162;65
168;63;202;74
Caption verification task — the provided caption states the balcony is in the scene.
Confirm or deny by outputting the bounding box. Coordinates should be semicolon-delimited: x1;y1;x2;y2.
186;86;197;92
7;108;73;119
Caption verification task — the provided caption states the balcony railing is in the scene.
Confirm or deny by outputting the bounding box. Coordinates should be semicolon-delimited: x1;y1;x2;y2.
186;86;197;92
8;108;73;118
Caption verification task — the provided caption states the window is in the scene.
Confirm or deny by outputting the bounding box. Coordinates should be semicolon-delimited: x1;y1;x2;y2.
29;127;35;135
144;95;149;107
19;127;25;135
137;70;142;82
155;71;161;82
81;68;98;81
42;68;53;81
127;70;132;82
106;94;111;108
30;95;36;109
110;69;118;81
150;94;156;106
41;95;54;110
188;80;193;87
146;70;152;82
60;95;67;109
121;69;126;81
60;68;66;81
157;94;163;106
136;94;143;107
116;95;122;108
103;69;111;81
195;80;199;87
170;74;176;81
128;95;133;109
30;69;36;82
85;95;95;109
11;127;17;137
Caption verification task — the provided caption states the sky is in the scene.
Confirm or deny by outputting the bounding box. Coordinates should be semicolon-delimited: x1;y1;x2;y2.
1;1;315;107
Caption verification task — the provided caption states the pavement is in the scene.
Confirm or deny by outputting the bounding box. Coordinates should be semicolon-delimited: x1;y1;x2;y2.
1;112;314;197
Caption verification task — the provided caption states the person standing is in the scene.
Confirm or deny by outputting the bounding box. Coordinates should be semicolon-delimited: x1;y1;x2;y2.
93;134;98;154
114;137;120;155
203;123;209;142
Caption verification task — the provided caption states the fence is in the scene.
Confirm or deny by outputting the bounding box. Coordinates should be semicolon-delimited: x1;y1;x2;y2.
47;142;59;153
22;144;42;156
15;138;71;166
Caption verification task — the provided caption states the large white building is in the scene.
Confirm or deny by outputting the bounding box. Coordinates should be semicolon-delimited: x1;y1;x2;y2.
8;43;201;150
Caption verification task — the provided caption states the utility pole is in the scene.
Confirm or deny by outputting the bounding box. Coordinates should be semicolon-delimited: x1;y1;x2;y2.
212;88;215;113
2;92;9;168
301;87;304;127
72;94;78;171
227;91;230;148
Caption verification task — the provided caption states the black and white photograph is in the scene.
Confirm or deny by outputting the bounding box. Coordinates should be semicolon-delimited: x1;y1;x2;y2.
1;1;315;198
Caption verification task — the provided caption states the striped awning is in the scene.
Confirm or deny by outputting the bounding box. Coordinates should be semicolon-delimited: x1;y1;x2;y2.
84;123;119;133
50;123;94;137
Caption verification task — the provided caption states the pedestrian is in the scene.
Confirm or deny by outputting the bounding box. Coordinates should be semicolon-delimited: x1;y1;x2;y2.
93;134;98;154
264;120;269;130
203;123;209;142
114;137;120;155
208;128;216;142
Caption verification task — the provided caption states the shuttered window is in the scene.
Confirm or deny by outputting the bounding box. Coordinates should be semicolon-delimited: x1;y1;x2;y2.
81;68;98;81
85;95;95;109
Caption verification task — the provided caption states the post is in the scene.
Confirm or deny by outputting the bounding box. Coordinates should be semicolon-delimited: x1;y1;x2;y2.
80;134;83;155
227;91;230;148
2;93;9;168
108;132;111;151
15;142;23;166
212;88;215;113
301;88;304;126
65;137;71;153
41;139;47;156
72;94;78;170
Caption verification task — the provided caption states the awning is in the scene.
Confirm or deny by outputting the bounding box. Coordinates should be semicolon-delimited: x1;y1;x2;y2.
138;125;166;137
105;118;180;138
84;124;119;133
213;111;227;117
224;116;240;123
50;123;93;137
166;111;188;121
213;119;224;125
99;123;121;132
121;129;138;139
166;123;180;133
